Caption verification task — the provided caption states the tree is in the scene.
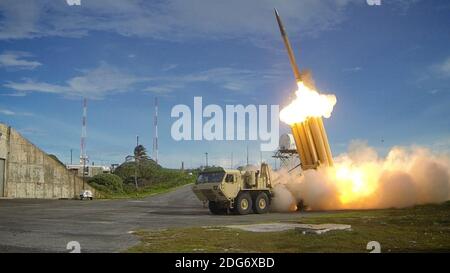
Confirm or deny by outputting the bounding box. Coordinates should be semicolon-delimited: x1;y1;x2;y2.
134;145;149;161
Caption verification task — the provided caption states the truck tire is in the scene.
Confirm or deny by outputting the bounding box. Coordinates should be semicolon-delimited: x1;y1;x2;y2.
235;192;252;215
208;201;227;215
253;192;269;214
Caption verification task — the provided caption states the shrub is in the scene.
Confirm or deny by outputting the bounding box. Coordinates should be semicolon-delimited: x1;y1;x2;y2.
88;173;124;194
114;159;161;183
101;157;197;197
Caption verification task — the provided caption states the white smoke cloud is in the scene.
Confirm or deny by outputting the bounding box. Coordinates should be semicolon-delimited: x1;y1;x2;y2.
271;142;450;211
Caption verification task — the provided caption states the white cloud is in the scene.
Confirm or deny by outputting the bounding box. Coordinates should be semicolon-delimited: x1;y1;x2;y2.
0;0;364;42
144;83;185;94
428;89;439;95
427;57;450;80
435;57;450;78
162;64;178;71
0;92;27;97
4;61;283;98
67;62;146;98
0;109;14;115
0;51;42;70
0;107;33;116
144;66;283;93
343;66;363;73
3;62;149;99
4;79;65;94
17;127;47;136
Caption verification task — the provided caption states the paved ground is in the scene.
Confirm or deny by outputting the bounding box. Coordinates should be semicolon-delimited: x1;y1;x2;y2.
0;184;313;253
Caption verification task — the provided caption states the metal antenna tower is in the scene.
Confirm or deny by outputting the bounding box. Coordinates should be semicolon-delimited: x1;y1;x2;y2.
153;97;158;164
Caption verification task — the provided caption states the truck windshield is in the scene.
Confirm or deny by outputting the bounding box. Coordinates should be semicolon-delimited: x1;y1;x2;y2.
197;172;225;183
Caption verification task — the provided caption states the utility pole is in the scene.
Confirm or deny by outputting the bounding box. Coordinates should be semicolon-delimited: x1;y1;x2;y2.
134;160;138;189
205;152;208;168
82;159;85;191
246;145;249;166
70;149;73;165
134;135;139;189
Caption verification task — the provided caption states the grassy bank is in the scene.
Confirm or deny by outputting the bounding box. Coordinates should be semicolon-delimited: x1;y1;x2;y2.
99;180;194;199
128;201;450;253
88;163;197;199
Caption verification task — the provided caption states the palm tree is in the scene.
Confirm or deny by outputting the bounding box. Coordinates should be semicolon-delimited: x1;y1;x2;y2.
134;145;148;161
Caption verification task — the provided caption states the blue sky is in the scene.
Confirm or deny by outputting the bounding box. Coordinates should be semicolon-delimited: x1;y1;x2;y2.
0;0;449;169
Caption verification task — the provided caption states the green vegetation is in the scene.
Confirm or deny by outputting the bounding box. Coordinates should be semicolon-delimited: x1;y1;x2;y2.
114;159;161;185
200;166;225;173
128;201;450;253
88;145;196;198
88;173;124;194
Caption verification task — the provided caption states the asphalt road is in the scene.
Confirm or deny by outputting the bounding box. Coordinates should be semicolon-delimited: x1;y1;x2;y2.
0;184;310;253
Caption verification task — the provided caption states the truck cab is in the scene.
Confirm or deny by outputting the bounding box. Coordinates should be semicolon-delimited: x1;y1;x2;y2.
192;163;273;215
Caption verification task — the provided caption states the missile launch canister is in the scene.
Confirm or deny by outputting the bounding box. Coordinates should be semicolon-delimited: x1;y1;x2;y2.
274;8;334;169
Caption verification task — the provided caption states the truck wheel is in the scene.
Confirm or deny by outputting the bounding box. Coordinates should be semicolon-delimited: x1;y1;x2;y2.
208;201;227;215
253;192;269;214
235;192;252;215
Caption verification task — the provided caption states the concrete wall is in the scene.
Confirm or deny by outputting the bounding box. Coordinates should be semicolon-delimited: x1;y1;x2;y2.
0;124;7;160
0;123;97;199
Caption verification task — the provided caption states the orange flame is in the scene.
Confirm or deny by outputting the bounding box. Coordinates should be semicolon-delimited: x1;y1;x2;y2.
289;202;298;212
280;81;337;125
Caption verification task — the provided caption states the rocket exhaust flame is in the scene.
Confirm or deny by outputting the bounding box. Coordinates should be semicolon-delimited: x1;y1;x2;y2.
289;203;298;212
279;81;337;125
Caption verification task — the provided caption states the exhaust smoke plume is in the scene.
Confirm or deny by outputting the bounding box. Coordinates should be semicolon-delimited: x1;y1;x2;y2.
272;141;450;211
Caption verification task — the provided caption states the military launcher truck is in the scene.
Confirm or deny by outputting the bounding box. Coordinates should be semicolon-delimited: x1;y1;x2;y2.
192;163;273;215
